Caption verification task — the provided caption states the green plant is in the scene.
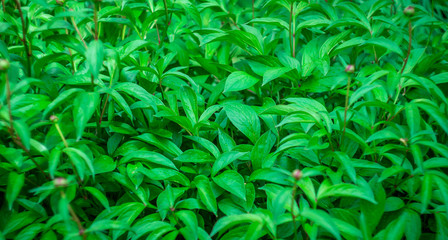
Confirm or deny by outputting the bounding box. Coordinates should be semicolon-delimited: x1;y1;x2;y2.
1;0;448;239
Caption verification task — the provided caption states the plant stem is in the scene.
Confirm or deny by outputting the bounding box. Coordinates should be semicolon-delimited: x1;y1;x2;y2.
60;191;86;240
14;0;32;76
2;0;5;13
400;21;412;74
63;13;76;74
341;76;351;147
55;123;69;148
71;15;88;49
155;20;161;45
291;183;298;240
98;94;109;126
5;72;48;179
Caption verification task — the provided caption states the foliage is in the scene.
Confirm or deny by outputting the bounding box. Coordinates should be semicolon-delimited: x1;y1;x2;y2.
1;0;448;239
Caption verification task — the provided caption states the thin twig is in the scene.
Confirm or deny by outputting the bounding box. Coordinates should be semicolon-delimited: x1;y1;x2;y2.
5;73;48;179
14;0;32;76
155;20;161;45
71;15;88;49
61;191;86;240
291;183;298;240
98;94;109;125
400;21;412;74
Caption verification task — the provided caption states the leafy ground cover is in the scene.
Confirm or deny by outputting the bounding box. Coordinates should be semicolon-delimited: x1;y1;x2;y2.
1;0;448;239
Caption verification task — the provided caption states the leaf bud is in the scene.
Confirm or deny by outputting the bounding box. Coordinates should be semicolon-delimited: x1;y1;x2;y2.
0;59;10;71
345;64;355;74
403;6;415;17
292;169;303;181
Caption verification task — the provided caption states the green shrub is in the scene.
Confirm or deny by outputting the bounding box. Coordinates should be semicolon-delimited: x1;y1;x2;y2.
1;0;448;239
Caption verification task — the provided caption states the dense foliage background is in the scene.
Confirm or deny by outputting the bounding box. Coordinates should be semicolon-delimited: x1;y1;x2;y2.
1;0;448;239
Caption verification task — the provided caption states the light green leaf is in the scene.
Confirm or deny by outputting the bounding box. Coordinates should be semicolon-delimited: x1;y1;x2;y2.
6;172;25;210
224;71;259;93
213;170;246;200
73;92;100;140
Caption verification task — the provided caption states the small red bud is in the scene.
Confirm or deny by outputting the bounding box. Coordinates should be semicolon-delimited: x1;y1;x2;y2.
53;177;68;187
50;115;59;123
345;64;355;74
403;6;415;17
292;169;303;181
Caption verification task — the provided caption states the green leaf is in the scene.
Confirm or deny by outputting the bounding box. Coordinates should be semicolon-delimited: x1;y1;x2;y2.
349;85;381;106
73;92;100;140
224;103;260;144
12;120;30;150
63;147;95;180
42;88;84;118
363;38;404;57
179;86;198;125
119;151;177;169
115;82;163;112
210;214;263;236
249;17;289;30
318;179;377;204
262;67;292;86
86;40;104;79
175;149;214;163
333;152;357;184
49;148;62;178
224;71;259;93
213;170;246;200
301;208;341;240
212;151;247;176
420;173;432;213
84;187;110;210
194;176;218;215
6;172;25;210
134;133;182;157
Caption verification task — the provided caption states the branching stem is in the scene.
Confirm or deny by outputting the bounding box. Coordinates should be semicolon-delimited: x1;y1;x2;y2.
14;0;32;76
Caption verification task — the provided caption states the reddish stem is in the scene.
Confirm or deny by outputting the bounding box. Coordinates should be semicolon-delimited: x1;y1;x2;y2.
400;21;412;74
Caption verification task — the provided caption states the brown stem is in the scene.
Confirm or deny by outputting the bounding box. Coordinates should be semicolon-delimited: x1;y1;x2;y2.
61;191;86;240
341;76;351;147
2;0;5;13
5;73;48;179
71;15;88;49
370;31;378;63
400;21;412;74
227;15;240;30
13;0;31;76
155;21;161;45
63;12;76;74
98;94;109;125
291;183;298;240
168;0;175;25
